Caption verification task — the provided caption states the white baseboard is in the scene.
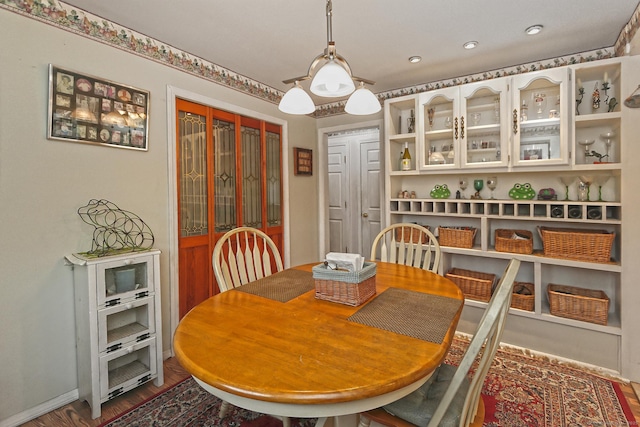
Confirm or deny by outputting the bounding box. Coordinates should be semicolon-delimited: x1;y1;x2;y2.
0;389;79;427
456;332;628;382
1;351;176;427
163;348;174;360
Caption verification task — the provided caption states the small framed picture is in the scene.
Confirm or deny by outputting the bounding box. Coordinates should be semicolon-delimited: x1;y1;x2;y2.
294;147;313;176
520;140;550;161
47;64;150;151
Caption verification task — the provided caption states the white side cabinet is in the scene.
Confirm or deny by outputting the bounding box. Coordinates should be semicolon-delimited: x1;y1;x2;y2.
65;249;163;419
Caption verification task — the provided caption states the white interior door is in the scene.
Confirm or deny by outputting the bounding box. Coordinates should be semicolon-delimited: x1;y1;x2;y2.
327;142;349;253
327;128;381;257
360;141;381;257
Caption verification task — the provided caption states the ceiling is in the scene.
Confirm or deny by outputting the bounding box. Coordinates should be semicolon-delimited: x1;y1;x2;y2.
63;0;639;104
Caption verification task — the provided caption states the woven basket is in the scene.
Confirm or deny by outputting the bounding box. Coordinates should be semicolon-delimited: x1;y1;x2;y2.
511;282;534;311
312;262;377;306
538;226;614;263
395;226;430;244
547;284;609;325
495;229;533;254
439;227;477;249
445;268;495;302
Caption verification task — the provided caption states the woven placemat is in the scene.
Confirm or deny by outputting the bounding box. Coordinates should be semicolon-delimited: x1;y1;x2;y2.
234;269;314;302
348;288;462;344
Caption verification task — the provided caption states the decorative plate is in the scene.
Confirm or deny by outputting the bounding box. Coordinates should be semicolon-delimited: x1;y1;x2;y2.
76;78;92;92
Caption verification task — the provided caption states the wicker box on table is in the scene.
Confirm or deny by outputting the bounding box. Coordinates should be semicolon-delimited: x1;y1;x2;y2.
547;284;609;325
312;262;377;306
511;282;534;311
445;268;495;302
495;229;533;254
395;226;430;244
438;227;477;249
538;226;614;263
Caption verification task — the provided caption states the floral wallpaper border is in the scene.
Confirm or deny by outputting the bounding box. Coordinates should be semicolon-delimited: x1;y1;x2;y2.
1;0;639;118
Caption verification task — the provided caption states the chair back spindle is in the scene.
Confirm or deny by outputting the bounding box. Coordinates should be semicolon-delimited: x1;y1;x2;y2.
371;224;441;273
213;227;283;292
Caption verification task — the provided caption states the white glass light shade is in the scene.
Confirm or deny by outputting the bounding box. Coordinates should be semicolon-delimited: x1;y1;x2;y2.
310;60;355;97
344;84;381;115
278;84;315;115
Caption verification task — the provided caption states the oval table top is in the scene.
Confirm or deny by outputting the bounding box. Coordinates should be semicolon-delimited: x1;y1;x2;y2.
173;261;464;410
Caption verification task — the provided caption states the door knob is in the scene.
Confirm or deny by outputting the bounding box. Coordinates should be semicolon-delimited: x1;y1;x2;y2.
362;213;369;218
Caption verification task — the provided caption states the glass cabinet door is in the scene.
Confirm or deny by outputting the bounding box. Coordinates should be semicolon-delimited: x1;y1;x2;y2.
97;255;154;307
511;68;570;166
459;80;508;168
418;87;459;169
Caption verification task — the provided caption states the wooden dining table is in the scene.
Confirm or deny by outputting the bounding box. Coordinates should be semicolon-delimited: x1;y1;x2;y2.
173;261;464;427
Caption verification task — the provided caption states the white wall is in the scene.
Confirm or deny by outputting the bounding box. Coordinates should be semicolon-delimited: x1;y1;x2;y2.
0;9;320;422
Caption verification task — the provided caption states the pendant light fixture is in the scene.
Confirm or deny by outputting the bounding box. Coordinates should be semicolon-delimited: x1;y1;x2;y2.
278;0;380;115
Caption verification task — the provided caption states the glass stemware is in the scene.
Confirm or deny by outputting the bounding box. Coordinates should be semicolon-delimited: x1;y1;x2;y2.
533;92;547;118
486;176;498;199
559;176;575;201
473;179;484;199
593;175;611;201
577;139;595;161
444;117;453;129
459;177;468;199
427;108;435;130
600;132;615;162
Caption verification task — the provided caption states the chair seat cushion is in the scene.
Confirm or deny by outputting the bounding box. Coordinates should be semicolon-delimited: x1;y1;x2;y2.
382;364;469;427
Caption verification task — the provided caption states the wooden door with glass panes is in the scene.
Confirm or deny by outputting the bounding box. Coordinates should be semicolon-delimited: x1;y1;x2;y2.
176;99;283;318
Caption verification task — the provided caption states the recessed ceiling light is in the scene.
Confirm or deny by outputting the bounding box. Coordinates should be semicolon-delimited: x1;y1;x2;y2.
408;56;422;64
525;25;543;35
463;41;478;50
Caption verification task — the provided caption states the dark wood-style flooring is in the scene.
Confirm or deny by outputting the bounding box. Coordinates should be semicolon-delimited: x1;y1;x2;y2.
21;358;190;427
20;357;640;426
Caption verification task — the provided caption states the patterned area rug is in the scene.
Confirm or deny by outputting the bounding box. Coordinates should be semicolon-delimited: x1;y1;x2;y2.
447;337;638;427
99;337;637;427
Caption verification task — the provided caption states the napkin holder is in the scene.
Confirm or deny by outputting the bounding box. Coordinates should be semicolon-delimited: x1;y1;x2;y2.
312;262;377;306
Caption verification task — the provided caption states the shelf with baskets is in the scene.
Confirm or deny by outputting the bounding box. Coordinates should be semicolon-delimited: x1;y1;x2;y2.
440;253;621;333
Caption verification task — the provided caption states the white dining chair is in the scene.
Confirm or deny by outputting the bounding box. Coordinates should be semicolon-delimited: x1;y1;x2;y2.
212;226;284;292
371;223;441;274
211;227;288;426
358;258;521;427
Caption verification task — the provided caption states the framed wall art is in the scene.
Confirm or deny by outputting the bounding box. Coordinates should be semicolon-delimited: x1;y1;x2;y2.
293;147;313;176
47;64;150;151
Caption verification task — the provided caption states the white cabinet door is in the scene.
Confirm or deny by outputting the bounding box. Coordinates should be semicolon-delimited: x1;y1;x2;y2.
99;337;157;401
97;295;155;353
511;68;570;167
96;254;155;307
459;79;509;168
418;87;460;170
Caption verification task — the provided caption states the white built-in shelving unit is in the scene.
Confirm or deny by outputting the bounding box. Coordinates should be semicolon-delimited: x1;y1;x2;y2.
383;56;640;376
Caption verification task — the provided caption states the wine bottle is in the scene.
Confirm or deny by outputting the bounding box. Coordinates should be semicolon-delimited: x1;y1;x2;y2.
401;143;411;171
398;151;404;171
